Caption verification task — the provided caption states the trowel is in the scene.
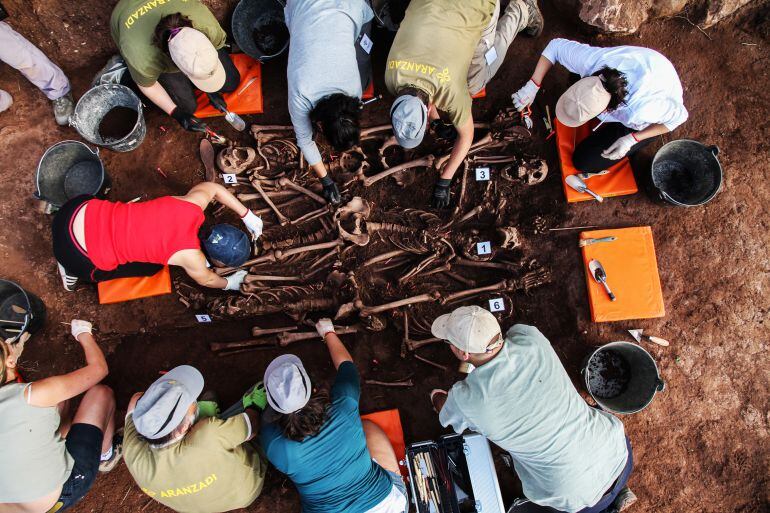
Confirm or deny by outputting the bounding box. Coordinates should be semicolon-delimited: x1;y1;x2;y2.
588;259;615;301
207;93;246;132
629;329;670;347
566;174;603;202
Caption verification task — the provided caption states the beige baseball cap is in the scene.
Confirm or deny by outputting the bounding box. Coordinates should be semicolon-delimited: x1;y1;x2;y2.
168;27;225;93
431;306;503;354
555;76;611;128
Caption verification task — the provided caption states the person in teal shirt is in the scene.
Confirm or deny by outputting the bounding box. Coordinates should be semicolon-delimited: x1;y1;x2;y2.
259;319;407;513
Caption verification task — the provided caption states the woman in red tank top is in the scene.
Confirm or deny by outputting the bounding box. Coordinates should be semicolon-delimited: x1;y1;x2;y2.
52;182;263;292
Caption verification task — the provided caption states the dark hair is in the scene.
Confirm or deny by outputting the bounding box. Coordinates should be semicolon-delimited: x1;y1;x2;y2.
310;94;362;151
398;86;429;105
593;67;628;111
278;389;331;442
153;13;194;52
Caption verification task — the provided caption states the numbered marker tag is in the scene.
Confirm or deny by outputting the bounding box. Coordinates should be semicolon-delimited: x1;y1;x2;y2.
484;47;498;65
475;167;490;181
222;173;237;185
488;298;505;312
195;314;212;323
359;34;373;54
476;241;492;255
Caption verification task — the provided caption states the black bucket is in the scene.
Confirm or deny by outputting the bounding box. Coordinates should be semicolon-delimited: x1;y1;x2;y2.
233;0;289;62
582;341;665;415
651;139;722;207
35;140;111;212
0;280;46;343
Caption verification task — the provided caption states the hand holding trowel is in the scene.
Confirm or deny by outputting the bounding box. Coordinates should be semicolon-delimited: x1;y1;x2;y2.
207;92;246;131
629;329;670;347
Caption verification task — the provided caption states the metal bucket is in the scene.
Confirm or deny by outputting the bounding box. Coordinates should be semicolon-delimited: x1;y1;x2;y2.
233;0;289;62
0;280;46;343
70;84;146;152
35;140;111;212
651;139;722;207
582;341;665;415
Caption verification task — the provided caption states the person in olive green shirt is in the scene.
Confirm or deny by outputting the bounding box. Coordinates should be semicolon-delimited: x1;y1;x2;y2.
106;0;240;132
123;366;266;513
385;0;543;208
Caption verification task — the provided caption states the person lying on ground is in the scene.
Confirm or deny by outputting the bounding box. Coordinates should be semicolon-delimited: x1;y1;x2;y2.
385;0;543;208
103;0;241;132
286;0;377;205
429;306;637;513
259;319;408;513
512;38;688;172
51;181;263;292
0;20;74;125
0;321;121;513
123;365;267;513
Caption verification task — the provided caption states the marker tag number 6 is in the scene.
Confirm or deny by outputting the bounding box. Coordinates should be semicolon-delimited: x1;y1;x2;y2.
488;298;505;312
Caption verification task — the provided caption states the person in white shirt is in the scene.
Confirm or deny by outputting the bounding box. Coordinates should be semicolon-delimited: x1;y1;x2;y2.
512;38;688;172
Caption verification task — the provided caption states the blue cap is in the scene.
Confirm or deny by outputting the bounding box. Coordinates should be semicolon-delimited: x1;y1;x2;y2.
202;224;251;267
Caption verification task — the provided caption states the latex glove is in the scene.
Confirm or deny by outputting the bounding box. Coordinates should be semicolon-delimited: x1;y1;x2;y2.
315;318;336;339
241;210;263;240
601;133;637;160
511;80;540;111
243;382;267;410
223;270;248;291
171;107;207;132
206;92;227;113
320;175;341;205
71;319;93;341
431;178;452;209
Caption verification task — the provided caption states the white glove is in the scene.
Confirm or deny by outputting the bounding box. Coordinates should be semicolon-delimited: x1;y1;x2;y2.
511;79;540;111
223;270;248;291
71;320;93;340
241;210;263;240
315;318;335;338
601;133;637;160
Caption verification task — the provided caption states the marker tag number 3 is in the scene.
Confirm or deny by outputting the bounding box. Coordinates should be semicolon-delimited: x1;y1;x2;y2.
488;298;505;312
475;167;490;181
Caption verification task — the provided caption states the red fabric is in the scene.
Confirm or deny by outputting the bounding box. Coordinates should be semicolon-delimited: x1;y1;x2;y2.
84;197;204;270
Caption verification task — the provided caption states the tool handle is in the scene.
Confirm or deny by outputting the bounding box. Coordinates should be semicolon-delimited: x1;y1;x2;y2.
646;335;670;347
585;188;604;202
602;282;616;301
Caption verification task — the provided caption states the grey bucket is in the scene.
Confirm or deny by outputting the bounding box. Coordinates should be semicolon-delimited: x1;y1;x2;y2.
70;84;146;152
0;280;46;343
35;140;110;211
651;139;722;207
582;341;665;415
233;0;289;62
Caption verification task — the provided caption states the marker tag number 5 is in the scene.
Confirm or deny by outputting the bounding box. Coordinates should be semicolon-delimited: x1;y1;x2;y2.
196;314;212;323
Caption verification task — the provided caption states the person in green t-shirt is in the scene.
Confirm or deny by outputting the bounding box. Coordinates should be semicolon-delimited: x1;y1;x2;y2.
123;366;267;513
105;0;240;132
385;0;543;208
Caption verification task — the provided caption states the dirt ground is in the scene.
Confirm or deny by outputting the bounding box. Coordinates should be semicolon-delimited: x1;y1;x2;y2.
0;1;768;512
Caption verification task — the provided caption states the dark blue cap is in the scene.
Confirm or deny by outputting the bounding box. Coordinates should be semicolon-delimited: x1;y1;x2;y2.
202;224;251;267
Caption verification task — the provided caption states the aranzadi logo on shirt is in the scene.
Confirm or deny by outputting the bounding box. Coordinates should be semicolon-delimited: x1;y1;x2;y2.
141;473;218;499
123;0;190;29
388;60;451;84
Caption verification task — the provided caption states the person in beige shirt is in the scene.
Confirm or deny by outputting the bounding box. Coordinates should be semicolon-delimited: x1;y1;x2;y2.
385;0;543;208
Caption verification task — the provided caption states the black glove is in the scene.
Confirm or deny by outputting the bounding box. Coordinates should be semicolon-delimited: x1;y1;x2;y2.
430;120;457;141
320;175;341;205
432;178;452;209
206;92;227;113
171;108;206;132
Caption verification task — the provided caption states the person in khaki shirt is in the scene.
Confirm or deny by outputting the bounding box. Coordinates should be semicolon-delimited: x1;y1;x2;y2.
385;0;543;208
123;366;267;513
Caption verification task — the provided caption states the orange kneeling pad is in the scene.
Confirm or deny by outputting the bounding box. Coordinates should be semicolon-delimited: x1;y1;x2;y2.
97;266;172;305
195;54;264;118
361;409;407;477
471;88;486;99
556;118;638;202
362;81;375;100
581;227;665;322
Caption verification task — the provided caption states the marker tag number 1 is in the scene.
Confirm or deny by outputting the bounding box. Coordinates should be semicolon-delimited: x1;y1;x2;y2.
476;241;492;255
488;298;505;312
360;34;373;54
196;314;212;323
222;173;237;185
475;167;490;181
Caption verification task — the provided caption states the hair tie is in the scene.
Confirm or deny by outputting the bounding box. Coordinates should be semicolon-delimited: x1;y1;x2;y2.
168;27;183;41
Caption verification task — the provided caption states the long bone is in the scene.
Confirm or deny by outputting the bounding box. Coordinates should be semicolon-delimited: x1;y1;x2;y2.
362;155;435;187
217;240;345;275
277;325;359;346
435;134;496;169
356;291;441;317
277;177;326;204
250;177;290;225
365;379;414;388
359;124;393;140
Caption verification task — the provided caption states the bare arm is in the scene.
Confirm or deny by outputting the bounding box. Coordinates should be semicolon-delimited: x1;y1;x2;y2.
632;123;671;141
169;249;229;289
180;182;250;217
244;409;259;441
440;116;475;180
138;82;177;115
126;392;143;416
530;54;555;86
311;161;329;180
323;332;353;369
26;333;108;408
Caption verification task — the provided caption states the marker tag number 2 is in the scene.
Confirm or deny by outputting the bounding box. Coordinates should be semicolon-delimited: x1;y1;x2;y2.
360;34;373;54
475;167;490;181
488;298;505;312
196;314;212;323
476;241;492;255
222;173;237;185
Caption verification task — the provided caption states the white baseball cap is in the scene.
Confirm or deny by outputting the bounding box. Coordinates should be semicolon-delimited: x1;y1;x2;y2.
390;94;428;149
133;365;204;439
168;27;226;93
431;306;503;354
264;354;312;414
555;76;611;128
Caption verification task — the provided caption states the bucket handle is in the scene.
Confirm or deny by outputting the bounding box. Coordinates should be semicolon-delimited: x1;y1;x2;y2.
708;145;720;157
658;190;677;205
655;378;666;392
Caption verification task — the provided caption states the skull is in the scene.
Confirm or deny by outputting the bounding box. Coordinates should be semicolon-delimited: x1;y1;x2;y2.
496;227;521;250
216;147;256;174
518;159;548;186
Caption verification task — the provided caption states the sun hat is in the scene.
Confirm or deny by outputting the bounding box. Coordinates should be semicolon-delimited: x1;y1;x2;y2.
390;94;428;149
555;76;611;127
264;354;312;414
431;306;503;354
168;27;226;93
133;365;204;439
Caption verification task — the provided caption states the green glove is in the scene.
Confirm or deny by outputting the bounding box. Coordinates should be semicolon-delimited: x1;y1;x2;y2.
243;382;267;410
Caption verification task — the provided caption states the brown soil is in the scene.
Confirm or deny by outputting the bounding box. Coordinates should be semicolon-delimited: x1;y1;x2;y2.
0;1;768;513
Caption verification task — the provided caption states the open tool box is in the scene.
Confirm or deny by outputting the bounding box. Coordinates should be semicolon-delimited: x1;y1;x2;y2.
405;433;505;513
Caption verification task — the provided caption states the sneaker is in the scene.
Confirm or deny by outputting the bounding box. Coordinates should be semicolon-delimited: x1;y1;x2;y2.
57;263;78;292
90;55;127;88
521;0;544;37
612;487;638;512
98;433;123;472
52;93;74;126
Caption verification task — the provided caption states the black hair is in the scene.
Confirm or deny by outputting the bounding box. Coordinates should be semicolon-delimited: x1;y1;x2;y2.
310;94;362;151
278;389;331;442
153;13;194;53
398;86;429;105
593;67;628;111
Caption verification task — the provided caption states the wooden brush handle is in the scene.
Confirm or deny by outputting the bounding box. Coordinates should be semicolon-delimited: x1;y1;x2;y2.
647;335;670;347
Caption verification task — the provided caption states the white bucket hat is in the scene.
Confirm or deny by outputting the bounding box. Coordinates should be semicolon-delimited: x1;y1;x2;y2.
264;354;312;414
